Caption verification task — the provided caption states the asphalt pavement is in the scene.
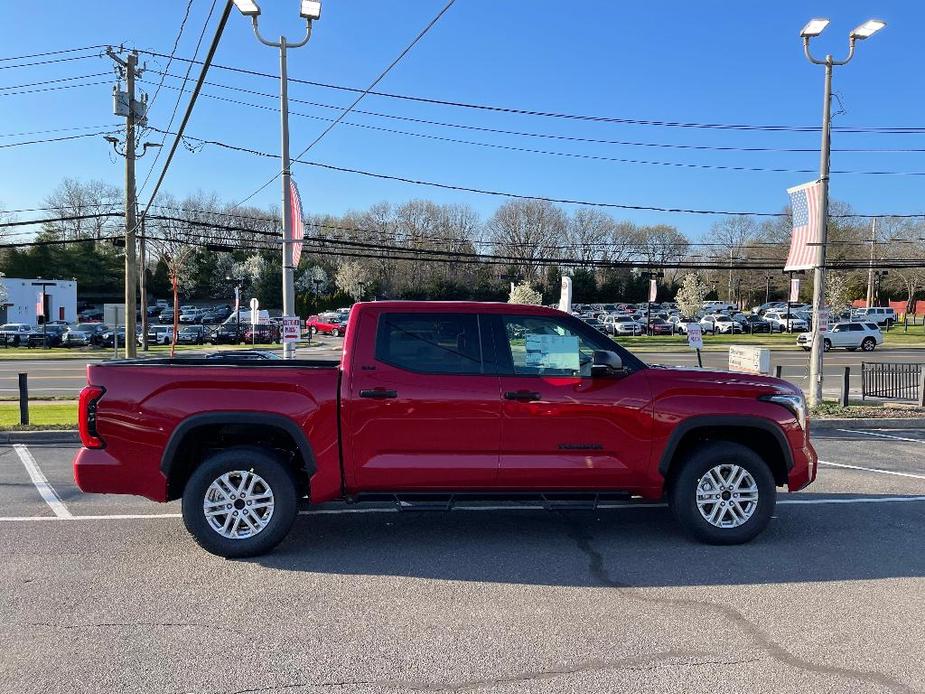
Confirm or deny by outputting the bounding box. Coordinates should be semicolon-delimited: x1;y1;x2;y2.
1;425;924;693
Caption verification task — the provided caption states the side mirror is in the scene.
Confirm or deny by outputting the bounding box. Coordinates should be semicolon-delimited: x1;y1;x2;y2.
591;349;623;376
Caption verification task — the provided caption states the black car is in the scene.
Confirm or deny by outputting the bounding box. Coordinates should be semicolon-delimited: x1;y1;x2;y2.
63;323;107;347
27;324;66;347
208;323;243;345
100;327;139;348
176;325;208;345
738;315;773;334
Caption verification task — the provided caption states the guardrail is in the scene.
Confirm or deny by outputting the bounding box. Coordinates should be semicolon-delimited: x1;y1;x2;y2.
861;362;924;404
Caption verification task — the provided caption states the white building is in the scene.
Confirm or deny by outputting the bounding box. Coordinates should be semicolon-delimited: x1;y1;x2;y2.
0;277;77;325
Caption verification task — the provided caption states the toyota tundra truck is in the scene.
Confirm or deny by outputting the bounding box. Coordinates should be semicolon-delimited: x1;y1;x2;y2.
74;301;816;557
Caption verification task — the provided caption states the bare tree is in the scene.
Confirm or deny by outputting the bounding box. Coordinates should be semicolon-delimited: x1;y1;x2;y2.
43;178;121;241
487;200;567;282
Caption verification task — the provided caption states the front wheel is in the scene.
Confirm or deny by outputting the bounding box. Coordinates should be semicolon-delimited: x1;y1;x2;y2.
331;328;340;337
181;447;298;558
669;441;776;545
823;338;832;352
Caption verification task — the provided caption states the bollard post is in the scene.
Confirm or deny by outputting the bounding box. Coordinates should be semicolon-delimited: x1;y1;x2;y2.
840;366;850;408
774;365;783;379
18;372;29;426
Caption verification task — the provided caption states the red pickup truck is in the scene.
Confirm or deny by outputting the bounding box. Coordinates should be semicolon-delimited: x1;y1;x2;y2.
74;301;816;557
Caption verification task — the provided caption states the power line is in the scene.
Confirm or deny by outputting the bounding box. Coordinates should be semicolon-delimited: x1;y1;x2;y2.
134;47;925;135
0;130;121;150
0;53;105;71
0;79;111;97
138;0;232;223
137;0;219;198
0;123;121;139
145;0;197;115
0;45;109;63
0;71;111;91
231;0;458;210
143;71;925;155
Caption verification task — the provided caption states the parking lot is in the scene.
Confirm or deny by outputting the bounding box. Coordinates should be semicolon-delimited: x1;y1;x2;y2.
1;425;924;693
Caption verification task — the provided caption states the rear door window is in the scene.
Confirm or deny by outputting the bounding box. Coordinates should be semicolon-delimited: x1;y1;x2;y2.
376;313;483;374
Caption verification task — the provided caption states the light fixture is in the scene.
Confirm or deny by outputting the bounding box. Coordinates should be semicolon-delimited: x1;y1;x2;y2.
800;18;830;38
232;0;260;17
300;0;321;20
850;19;886;40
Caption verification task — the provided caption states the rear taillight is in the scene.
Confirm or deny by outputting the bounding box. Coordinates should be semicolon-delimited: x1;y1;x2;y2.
78;385;106;449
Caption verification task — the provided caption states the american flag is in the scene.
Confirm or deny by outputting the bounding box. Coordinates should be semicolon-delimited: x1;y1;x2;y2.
289;179;304;267
784;181;822;271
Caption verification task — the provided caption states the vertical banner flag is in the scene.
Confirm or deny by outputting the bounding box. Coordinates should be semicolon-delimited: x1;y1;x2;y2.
785;181;822;271
289;179;304;267
789;278;801;303
558;275;573;313
648;278;658;303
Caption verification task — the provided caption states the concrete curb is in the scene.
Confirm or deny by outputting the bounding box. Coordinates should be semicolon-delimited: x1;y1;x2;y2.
0;430;80;444
811;418;925;430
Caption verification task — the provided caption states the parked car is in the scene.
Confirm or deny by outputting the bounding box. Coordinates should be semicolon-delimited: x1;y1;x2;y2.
62;323;107;347
243;323;281;344
26;324;67;347
647;318;674;335
208;324;242;345
0;323;35;346
607;315;645;336
100;327;132;348
797;322;883;352
306;314;347;337
176;325;208;345
738;314;773;334
581;316;609;335
74;300;818;557
712;315;743;335
852;307;897;327
763;311;808;333
78;309;103;322
146;325;175;345
179;309;206;324
205;350;282;361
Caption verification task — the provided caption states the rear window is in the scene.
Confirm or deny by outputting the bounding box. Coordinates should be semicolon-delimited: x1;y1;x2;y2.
375;313;482;375
865;323;880;331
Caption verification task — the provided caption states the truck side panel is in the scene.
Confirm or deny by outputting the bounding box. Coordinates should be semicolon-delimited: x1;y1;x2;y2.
73;363;342;503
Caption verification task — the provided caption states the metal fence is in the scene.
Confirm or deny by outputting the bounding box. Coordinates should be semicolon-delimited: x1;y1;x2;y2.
861;362;924;402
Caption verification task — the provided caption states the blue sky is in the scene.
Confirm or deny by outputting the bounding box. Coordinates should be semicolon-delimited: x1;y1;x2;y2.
1;1;921;239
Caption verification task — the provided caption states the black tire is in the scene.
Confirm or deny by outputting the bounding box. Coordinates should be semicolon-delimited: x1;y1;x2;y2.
862;337;876;352
181;447;299;558
823;338;831;352
668;441;776;545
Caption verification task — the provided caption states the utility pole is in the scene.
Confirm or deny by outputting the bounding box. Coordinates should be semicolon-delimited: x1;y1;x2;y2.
865;218;876;307
106;48;144;358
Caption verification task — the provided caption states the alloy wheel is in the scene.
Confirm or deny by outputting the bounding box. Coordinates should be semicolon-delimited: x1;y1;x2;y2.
695;464;759;528
203;470;275;539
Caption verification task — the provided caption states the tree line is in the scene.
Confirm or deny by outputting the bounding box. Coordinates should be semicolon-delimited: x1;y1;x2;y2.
1;177;923;313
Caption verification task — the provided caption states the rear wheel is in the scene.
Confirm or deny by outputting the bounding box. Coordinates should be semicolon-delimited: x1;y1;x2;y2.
669;441;776;545
862;337;876;352
181;447;298;558
331;328;340;337
823;338;832;352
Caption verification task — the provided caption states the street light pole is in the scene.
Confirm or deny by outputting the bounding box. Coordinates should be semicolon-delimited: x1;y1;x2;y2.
800;17;885;406
235;1;319;359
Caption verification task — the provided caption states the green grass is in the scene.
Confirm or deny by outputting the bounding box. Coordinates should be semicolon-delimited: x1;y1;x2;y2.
0;342;300;360
0;401;77;429
613;329;925;352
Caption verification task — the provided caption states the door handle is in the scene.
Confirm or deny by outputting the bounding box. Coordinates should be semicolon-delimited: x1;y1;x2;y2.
504;390;541;402
359;388;398;399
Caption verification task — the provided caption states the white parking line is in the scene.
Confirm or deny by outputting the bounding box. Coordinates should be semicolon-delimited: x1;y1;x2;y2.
835;428;924;444
818;459;925;480
2;495;925;522
12;444;72;518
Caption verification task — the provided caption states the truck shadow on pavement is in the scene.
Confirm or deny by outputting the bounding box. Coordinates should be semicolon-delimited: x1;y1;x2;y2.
253;494;925;588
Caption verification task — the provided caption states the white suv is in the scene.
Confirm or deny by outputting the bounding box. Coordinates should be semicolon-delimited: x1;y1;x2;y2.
605;315;644;336
763;311;808;332
797;322;883;352
852;307;897;327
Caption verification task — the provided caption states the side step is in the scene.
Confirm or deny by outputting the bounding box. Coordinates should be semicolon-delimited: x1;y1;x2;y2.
353;491;634;512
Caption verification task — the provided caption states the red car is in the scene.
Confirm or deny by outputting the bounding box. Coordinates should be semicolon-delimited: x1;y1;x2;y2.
74;301;816;557
647;318;674;335
306;314;347;337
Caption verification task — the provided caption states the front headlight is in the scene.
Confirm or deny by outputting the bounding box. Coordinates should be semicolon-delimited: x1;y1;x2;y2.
759;393;806;430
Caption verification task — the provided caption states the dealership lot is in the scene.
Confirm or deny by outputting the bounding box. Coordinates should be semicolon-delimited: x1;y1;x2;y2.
1;427;924;694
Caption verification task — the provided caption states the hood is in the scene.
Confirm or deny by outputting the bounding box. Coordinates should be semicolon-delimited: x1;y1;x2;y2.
647;363;801;395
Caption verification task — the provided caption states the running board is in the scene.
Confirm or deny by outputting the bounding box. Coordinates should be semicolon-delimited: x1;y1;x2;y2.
352;491;634;512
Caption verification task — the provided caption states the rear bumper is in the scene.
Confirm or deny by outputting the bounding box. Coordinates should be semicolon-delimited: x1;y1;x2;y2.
73;447;168;502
